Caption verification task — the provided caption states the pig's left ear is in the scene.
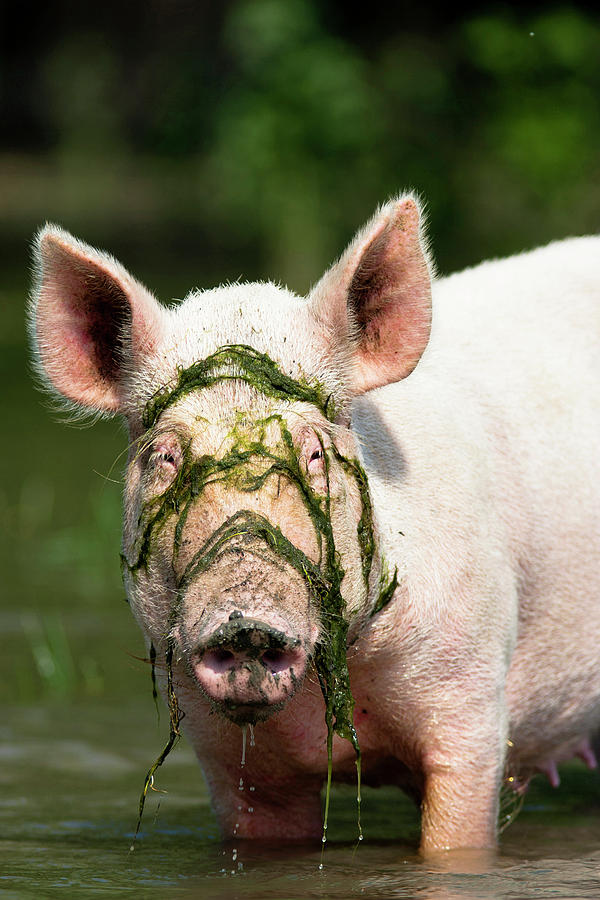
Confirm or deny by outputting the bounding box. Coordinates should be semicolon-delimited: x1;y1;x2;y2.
30;224;165;416
309;195;433;395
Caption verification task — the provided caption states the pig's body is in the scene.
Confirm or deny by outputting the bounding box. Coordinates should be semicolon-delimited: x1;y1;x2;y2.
30;198;600;852
354;237;600;809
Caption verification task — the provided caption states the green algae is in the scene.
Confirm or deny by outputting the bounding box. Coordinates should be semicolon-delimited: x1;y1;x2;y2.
131;642;183;851
178;508;327;598
149;641;159;716
142;343;335;430
335;452;375;587
127;344;398;847
371;562;399;618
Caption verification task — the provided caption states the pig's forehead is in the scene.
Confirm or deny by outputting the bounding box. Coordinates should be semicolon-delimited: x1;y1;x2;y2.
134;281;348;413
163;282;323;372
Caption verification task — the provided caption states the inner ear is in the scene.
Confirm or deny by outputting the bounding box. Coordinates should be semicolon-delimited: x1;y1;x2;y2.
32;224;165;416
40;248;134;410
348;225;397;340
72;268;132;384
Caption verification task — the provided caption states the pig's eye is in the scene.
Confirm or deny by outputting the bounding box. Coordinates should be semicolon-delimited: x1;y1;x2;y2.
148;440;182;485
305;443;327;479
157;450;177;468
308;447;324;472
297;426;328;481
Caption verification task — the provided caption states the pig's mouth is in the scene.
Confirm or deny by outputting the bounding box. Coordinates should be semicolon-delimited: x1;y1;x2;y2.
189;616;311;724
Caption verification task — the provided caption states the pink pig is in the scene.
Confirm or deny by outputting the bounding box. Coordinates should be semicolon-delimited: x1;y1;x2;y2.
30;196;600;852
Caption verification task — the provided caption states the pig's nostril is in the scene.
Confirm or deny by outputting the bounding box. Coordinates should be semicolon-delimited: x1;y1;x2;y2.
262;648;297;674
203;648;235;674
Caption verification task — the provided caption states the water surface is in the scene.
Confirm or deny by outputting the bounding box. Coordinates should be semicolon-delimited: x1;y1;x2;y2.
4;697;600;899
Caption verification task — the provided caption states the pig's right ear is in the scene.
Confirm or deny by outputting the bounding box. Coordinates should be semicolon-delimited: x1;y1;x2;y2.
30;225;165;416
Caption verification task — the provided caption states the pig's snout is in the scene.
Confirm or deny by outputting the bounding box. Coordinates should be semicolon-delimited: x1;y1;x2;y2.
192;615;308;723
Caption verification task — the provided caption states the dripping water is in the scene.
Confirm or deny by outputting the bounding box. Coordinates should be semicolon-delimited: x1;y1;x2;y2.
241;724;247;768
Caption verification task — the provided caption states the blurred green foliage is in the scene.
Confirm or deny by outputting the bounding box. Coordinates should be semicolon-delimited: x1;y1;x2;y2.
1;1;599;292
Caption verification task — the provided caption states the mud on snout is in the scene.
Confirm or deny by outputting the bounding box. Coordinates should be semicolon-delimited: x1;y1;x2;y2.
174;542;319;724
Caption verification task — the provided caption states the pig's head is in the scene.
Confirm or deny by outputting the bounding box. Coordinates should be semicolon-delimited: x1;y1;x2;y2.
29;195;432;736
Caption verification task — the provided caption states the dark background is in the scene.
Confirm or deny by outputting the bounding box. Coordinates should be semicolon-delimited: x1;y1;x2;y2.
3;0;600;300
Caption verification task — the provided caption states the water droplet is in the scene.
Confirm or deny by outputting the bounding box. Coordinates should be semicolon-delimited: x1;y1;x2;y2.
318;863;324;870
249;785;255;792
241;724;247;767
238;777;244;791
248;806;254;813
232;848;238;861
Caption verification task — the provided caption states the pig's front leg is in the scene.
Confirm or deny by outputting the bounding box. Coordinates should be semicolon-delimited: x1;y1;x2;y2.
418;697;508;852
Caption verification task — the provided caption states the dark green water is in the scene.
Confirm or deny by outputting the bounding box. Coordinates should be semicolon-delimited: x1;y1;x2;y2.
4;698;600;900
3;321;600;899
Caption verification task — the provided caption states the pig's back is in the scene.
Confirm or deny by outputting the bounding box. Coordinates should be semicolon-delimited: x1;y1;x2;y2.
432;235;600;370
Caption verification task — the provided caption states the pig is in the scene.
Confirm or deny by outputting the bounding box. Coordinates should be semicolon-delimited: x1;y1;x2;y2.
29;195;600;853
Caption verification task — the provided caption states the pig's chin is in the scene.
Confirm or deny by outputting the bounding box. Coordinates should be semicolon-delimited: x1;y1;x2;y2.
214;698;290;726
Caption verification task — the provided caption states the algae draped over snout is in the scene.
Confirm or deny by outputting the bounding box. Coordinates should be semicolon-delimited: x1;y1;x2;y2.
125;344;398;843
